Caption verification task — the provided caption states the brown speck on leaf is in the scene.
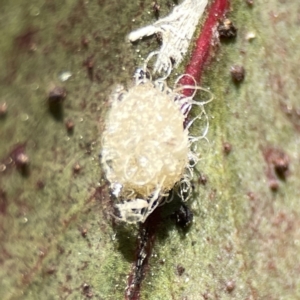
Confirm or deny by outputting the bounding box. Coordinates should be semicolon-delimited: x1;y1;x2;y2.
38;248;47;258
66;274;72;281
8;144;30;176
273;154;289;179
81;228;88;238
155;32;163;45
82;283;90;291
246;0;254;5
230;65;245;82
264;147;290;181
247;191;256;201
57;245;65;255
176;264;185;276
209;189;217;201
36;180;45;190
218;18;237;39
45;266;56;275
223;142;232;154
198;174;207;185
73;162;81;174
0;102;7;117
269;178;279;191
83;56;94;69
83;55;95;81
0;189;8;214
65;119;75;133
202;292;211;299
82;283;93;298
81;36;89;48
48;86;67;102
226;280;235;293
152;1;160;18
14;28;38;52
47;85;66;120
279;102;300;132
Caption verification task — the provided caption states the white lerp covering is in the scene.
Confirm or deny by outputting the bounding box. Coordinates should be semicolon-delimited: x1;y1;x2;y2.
101;82;189;201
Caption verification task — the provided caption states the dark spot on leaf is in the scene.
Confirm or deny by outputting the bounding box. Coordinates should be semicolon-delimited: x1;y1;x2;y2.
218;19;237;39
223;142;232;155
0;189;8;214
5;143;30;176
198;174;208;185
0;102;7;118
48;86;66;121
225;280;235;293
83;55;95;81
65;119;75;134
45;266;56;275
36;180;45;190
82;283;93;298
230;65;245;82
81;36;89;48
176;264;185;276
152;1;160;19
14;28;39;52
263;147;290;188
202;292;212;299
171;204;193;228
73;163;81;174
81;228;88;238
269;178;279;191
48;86;67;102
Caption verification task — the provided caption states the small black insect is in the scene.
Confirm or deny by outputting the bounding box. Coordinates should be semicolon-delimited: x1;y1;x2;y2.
172;203;193;228
217;19;237;39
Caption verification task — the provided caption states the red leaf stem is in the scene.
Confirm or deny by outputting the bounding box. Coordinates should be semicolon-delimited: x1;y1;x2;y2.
180;0;229;96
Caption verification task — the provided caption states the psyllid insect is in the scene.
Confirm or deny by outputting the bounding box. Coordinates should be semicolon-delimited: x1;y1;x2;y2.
101;52;213;223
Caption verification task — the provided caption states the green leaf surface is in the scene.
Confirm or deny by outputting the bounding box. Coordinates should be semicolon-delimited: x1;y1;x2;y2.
1;0;299;299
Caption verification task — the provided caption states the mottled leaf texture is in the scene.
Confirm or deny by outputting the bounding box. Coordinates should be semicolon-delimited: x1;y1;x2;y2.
0;1;299;299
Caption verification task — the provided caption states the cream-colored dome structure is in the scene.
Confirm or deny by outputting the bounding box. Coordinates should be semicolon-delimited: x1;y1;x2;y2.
101;82;190;223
